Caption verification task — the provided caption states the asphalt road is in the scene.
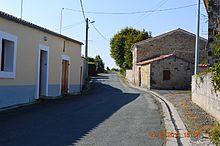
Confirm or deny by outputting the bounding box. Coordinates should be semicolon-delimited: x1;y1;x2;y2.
0;73;165;146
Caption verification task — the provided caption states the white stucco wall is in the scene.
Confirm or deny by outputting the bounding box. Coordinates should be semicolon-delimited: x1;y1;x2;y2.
192;73;220;123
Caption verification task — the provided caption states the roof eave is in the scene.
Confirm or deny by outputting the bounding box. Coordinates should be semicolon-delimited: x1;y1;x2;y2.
0;11;84;45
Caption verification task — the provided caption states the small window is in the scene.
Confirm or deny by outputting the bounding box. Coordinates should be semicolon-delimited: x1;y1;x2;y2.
1;39;15;72
163;70;170;80
0;31;17;78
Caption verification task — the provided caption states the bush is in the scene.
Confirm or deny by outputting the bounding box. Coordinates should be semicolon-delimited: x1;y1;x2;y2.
209;61;220;92
209;124;220;146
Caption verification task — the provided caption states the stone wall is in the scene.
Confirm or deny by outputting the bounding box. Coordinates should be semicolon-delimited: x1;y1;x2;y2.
150;56;194;89
136;30;207;64
133;65;140;86
192;73;220;122
125;69;133;83
140;64;151;89
207;0;220;64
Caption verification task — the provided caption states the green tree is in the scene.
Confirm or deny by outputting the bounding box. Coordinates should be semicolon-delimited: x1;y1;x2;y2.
87;57;95;63
95;55;105;73
209;35;220;92
110;27;151;72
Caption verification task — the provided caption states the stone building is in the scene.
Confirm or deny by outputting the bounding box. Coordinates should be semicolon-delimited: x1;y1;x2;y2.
206;0;220;64
130;28;207;89
136;54;194;89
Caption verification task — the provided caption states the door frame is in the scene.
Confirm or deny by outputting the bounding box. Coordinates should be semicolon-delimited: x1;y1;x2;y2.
36;44;49;99
59;54;70;95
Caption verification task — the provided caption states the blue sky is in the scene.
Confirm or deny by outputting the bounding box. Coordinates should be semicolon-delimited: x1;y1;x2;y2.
0;0;208;68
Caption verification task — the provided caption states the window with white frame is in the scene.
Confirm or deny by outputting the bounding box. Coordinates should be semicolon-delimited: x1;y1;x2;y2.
0;31;17;78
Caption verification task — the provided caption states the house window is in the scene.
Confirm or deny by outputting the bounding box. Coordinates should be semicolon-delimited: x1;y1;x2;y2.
163;70;170;80
0;31;17;78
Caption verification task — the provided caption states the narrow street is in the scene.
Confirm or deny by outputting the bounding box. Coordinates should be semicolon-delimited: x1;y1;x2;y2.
0;73;165;146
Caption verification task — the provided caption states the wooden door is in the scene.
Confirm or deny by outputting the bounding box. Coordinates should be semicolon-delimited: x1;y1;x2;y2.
138;67;141;86
61;60;69;96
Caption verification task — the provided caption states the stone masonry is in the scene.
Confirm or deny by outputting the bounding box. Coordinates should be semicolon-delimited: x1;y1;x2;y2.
131;28;207;89
207;0;220;64
135;29;207;64
150;56;194;89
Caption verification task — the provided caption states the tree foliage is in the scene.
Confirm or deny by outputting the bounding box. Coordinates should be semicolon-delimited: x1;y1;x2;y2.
94;55;105;73
210;35;220;92
87;57;95;63
110;27;151;72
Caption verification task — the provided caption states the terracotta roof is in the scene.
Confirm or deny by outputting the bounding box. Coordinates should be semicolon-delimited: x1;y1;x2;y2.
204;0;208;12
199;64;210;67
136;54;175;65
131;28;207;50
0;11;83;45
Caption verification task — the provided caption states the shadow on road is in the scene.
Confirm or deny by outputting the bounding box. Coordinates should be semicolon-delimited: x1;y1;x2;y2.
0;75;140;146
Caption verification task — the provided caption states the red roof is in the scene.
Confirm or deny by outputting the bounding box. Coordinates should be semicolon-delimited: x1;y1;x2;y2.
136;54;175;65
199;64;210;67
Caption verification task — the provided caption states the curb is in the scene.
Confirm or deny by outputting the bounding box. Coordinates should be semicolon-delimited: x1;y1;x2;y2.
150;91;191;146
119;77;191;146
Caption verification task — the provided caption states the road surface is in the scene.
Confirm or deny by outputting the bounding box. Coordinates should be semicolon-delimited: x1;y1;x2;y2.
0;73;165;146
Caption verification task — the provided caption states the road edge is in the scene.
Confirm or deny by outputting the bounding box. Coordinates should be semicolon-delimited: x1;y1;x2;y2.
118;75;191;146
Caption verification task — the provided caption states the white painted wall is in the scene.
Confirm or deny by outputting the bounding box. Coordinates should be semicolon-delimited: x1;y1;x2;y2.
192;73;220;123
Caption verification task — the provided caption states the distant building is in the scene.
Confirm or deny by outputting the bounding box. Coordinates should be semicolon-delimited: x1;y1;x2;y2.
128;28;207;89
0;11;84;108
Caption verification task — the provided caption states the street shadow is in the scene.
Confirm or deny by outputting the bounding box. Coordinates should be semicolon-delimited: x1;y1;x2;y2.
0;75;140;146
90;74;110;80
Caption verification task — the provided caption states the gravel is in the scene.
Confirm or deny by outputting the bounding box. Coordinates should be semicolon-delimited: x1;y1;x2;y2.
151;90;217;144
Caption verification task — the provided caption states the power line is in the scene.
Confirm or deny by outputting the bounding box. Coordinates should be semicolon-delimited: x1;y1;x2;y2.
64;3;197;15
79;0;86;20
135;0;169;25
90;23;110;42
55;20;85;31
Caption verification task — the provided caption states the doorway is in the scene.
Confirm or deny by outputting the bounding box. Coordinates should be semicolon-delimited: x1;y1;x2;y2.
138;67;141;86
39;50;48;97
61;59;69;96
36;45;49;99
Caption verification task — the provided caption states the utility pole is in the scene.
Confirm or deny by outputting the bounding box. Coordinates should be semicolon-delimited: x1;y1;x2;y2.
60;8;64;34
194;0;200;75
85;18;89;78
85;18;89;59
20;0;23;19
84;18;94;78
